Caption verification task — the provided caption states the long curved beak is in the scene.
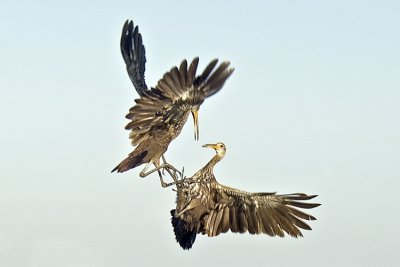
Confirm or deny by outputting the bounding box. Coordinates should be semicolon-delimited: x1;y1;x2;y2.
202;143;217;149
191;110;199;141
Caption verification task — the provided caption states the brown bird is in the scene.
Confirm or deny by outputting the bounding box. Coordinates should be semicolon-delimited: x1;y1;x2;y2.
112;20;234;187
170;142;320;249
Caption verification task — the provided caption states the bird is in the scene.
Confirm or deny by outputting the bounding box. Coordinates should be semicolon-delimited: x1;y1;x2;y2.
170;142;320;249
112;20;234;187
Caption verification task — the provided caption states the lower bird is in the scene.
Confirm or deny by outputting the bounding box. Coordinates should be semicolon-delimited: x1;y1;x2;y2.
170;142;320;249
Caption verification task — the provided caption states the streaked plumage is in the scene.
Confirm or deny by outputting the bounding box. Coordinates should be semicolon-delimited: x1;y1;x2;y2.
171;143;320;249
112;20;234;187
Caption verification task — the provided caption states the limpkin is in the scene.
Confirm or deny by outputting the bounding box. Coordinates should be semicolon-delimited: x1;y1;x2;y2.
112;20;234;187
170;142;320;249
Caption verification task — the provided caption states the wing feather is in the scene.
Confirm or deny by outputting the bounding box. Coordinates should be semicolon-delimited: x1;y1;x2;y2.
170;67;184;95
178;60;187;90
243;203;256;234
196;59;218;85
263;207;285;237
213;205;225;236
158;76;179;99
229;205;238;233
123;58;233;146
207;213;215;237
120;20;147;95
219;206;230;234
274;207;302;236
186;57;199;86
237;207;247;234
289;206;317;221
259;206;274;236
205;61;234;97
203;182;319;238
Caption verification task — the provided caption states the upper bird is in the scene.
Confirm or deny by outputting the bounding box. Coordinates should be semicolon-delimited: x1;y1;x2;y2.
112;20;234;187
170;142;320;249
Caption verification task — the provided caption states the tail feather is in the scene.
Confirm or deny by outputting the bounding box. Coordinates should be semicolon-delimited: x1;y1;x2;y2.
170;209;197;250
111;151;147;173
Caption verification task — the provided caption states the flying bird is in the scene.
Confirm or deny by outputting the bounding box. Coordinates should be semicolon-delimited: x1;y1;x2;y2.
112;20;234;187
170;142;320;249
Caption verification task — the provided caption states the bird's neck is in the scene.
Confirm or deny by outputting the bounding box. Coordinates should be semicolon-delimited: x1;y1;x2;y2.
204;153;222;171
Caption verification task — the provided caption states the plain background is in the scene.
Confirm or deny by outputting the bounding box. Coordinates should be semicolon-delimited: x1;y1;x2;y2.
1;0;399;266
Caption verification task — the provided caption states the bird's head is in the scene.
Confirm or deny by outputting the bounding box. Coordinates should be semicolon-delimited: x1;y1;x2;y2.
191;106;200;141
202;142;226;158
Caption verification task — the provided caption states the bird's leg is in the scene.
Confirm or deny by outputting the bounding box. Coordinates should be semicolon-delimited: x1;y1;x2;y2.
161;155;167;175
139;162;155;177
163;165;184;186
157;157;182;177
153;159;165;185
139;160;167;185
160;163;184;187
158;172;191;188
139;162;181;188
160;159;182;180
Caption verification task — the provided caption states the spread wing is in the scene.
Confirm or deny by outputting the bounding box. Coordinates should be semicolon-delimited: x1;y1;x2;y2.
124;58;234;146
204;183;320;237
120;20;147;96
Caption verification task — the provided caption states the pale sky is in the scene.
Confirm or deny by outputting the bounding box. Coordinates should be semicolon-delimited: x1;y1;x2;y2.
1;0;400;266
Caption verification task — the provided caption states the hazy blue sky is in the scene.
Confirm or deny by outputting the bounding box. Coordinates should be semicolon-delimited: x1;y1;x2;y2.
1;0;399;266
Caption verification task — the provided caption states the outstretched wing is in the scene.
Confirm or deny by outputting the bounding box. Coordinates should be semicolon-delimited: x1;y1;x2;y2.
124;58;234;146
120;20;147;96
204;183;320;237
